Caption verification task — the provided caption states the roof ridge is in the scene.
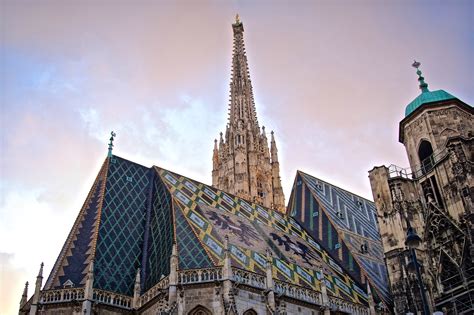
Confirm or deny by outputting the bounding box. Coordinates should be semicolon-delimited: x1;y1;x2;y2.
297;170;375;203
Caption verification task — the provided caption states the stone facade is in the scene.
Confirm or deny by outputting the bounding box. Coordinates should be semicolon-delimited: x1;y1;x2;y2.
212;18;285;213
368;71;473;314
21;245;370;315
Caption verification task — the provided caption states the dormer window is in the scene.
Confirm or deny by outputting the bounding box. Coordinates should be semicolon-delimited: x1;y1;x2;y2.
63;279;74;288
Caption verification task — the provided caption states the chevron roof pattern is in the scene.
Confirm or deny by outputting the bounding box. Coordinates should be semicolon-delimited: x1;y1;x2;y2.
288;170;391;307
43;155;389;306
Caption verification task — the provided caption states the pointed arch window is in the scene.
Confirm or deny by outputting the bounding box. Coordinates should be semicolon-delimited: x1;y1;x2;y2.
243;310;258;315
418;140;434;174
439;252;463;292
188;305;212;315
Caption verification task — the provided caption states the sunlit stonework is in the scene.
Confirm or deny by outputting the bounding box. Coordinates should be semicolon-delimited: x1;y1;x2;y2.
369;63;473;314
19;16;472;315
212;18;285;213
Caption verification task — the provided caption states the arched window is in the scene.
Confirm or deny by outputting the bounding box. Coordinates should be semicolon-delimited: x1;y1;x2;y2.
439;253;463;292
243;309;258;315
418;140;434;174
188;305;212;315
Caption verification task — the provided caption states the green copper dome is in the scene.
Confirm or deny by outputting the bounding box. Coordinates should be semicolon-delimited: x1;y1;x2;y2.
405;61;457;117
405;89;456;117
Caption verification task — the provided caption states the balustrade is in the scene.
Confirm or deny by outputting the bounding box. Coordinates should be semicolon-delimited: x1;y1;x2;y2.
40;268;367;314
274;280;322;305
93;289;132;309
178;267;222;284
329;295;368;315
138;276;169;306
232;267;266;289
41;288;131;309
41;288;85;303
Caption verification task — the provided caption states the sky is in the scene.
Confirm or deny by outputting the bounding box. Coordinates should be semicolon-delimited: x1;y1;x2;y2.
0;0;473;313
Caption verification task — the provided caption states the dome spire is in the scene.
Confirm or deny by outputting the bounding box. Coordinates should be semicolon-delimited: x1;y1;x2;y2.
412;60;429;93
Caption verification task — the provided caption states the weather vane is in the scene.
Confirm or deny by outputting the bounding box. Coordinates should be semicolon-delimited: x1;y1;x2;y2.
411;60;429;92
235;13;240;24
108;131;116;157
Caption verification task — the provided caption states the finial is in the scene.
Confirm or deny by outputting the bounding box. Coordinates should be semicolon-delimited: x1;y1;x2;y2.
20;281;29;307
412;60;429;93
135;268;141;283
224;235;229;250
38;262;44;277
235;14;240;24
107;131;116;157
266;248;273;262
22;281;29;295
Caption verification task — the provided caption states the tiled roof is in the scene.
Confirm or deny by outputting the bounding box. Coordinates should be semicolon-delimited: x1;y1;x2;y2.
44;155;374;305
288;171;391;306
405;89;456;117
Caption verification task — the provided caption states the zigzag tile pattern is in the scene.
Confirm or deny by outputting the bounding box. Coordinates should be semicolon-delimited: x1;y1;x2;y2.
291;171;391;306
44;159;108;290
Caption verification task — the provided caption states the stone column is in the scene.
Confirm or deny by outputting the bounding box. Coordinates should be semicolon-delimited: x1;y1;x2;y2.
82;261;94;315
212;282;224;315
319;267;330;315
367;282;376;315
169;244;178;305
132;268;141;309
222;236;233;302
265;250;276;312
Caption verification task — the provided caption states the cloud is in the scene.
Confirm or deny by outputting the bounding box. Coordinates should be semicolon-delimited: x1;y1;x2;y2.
1;1;473;313
0;253;28;315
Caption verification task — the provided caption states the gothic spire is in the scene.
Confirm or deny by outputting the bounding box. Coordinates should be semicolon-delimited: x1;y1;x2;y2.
30;262;44;315
270;130;279;163
20;281;28;308
228;15;259;131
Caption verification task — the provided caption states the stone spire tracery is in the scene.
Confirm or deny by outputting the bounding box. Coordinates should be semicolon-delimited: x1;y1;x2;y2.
212;16;285;213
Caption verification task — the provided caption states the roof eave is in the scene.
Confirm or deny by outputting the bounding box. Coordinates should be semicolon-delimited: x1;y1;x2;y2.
399;98;472;144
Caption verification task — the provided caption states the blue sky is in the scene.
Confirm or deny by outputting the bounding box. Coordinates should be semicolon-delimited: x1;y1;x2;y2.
1;0;473;313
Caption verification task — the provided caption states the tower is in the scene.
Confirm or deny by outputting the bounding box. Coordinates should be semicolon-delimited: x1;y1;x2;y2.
369;61;473;314
212;15;285;212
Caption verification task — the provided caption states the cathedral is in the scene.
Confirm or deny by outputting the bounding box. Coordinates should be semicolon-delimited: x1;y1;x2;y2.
17;17;470;315
369;63;473;314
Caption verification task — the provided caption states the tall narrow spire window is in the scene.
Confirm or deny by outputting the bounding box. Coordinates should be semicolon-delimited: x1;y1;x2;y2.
418;140;434;174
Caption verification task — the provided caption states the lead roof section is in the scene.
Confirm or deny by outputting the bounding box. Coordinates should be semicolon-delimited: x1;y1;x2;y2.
288;170;392;306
